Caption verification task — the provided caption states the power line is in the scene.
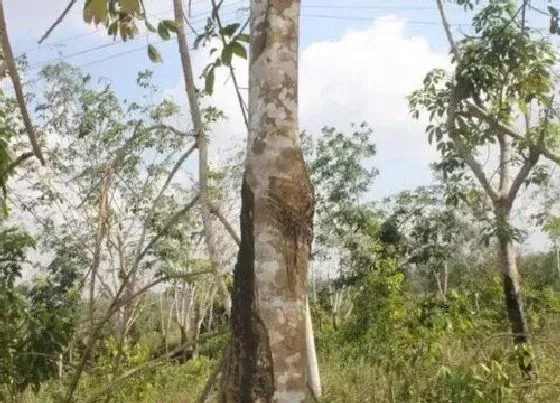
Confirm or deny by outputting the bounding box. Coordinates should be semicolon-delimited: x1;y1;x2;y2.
302;14;471;26
24;14;471;76
302;5;437;10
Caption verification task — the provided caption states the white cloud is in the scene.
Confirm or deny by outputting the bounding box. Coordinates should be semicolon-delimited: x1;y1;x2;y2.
167;15;450;197
299;15;450;198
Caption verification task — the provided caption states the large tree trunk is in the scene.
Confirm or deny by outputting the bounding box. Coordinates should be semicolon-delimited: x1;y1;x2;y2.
220;0;315;401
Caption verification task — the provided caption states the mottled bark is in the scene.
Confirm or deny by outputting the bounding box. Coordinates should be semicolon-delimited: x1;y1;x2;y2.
496;206;531;372
221;1;314;401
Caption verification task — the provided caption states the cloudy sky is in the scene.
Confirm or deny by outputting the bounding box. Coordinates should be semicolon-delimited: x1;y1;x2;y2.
4;0;555;250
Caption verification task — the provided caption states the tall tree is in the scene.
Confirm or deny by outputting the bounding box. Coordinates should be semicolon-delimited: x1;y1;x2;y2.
220;0;314;401
410;0;560;372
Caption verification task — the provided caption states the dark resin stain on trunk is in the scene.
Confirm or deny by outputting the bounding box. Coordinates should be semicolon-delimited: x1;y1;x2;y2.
220;178;274;402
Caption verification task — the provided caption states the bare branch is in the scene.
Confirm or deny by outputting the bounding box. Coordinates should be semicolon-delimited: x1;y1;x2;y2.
507;97;554;204
114;269;214;312
38;0;77;44
460;101;523;139
0;0;45;165
434;0;499;202
507;149;539;206
539;147;560;166
145;124;195;138
461;101;560;167
134;195;199;268
436;0;459;59
209;202;240;246
156;143;197;201
451;129;499;204
4;151;34;174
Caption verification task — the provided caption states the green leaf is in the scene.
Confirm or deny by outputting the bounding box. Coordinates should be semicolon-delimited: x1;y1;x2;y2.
162;20;178;33
118;0;140;14
108;21;118;37
236;33;250;43
157;22;171;41
230;41;247;60
83;0;108;25
108;0;118;16
221;45;233;66
194;34;205;49
147;44;163;63
219;23;240;37
205;67;215;95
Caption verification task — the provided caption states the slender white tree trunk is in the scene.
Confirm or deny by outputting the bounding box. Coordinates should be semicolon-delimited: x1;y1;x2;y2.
306;297;321;398
173;0;231;316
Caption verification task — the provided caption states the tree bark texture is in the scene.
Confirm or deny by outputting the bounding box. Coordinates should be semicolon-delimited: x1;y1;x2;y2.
496;204;532;373
220;0;315;401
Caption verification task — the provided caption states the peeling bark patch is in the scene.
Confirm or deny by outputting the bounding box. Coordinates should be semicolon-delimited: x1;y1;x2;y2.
266;156;314;297
221;178;274;402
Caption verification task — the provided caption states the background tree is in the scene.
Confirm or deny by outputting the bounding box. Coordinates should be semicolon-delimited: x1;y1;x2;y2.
409;0;560;371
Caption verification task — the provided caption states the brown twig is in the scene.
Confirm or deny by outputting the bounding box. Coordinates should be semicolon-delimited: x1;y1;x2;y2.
38;0;77;44
209;202;240;246
4;151;34;174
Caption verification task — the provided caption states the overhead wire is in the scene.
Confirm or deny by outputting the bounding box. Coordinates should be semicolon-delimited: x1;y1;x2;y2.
21;1;550;84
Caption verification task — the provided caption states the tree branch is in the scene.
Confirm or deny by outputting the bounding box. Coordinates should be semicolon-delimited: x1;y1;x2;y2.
134;194;200;269
436;0;459;59
145;124;195;138
156;143;197;201
460;101;523;139
38;0;77;44
450;129;499;204
0;0;45;165
507;97;555;205
4;151;34;174
461;101;560;167
209;202;240;246
507;149;539;206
